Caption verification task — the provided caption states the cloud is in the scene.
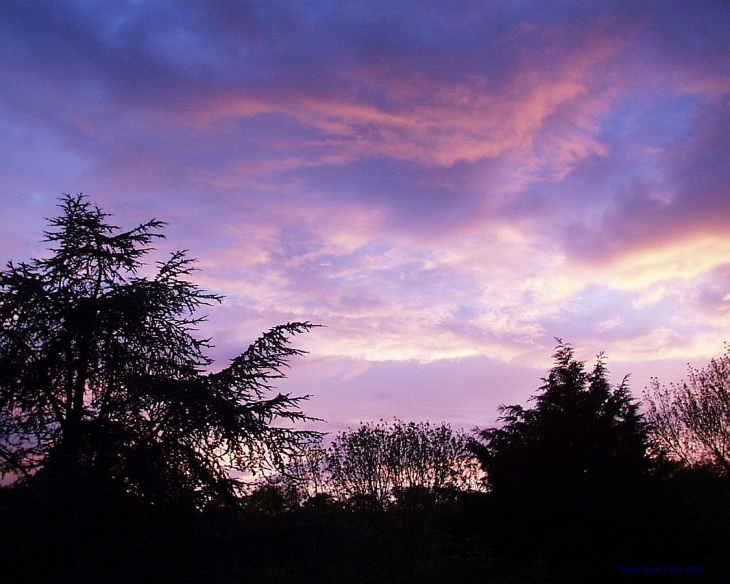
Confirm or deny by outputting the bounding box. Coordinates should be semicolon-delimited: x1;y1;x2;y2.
2;1;730;429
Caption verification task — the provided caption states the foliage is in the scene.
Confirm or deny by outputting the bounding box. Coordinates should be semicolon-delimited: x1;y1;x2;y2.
469;341;652;577
280;437;330;500
471;341;649;498
241;480;304;516
645;348;730;474
0;194;319;507
282;419;483;508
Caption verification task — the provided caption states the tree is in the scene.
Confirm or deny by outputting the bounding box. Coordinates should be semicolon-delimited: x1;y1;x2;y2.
469;342;651;570
645;349;730;474
0;194;319;507
471;341;648;499
286;419;482;508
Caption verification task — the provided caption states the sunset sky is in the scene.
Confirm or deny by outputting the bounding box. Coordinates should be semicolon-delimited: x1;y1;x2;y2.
1;1;729;433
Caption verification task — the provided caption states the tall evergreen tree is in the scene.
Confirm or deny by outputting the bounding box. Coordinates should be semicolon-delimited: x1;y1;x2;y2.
0;194;318;507
472;342;648;499
470;342;651;570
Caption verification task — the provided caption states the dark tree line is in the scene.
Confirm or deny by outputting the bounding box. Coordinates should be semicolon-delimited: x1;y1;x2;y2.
236;344;729;582
273;419;483;507
1;195;728;583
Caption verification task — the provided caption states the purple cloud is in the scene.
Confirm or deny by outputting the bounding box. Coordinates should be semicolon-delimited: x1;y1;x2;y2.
2;1;730;430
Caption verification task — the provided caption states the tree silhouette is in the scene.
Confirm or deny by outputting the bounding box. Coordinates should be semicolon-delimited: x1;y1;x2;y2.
645;349;730;474
472;341;648;496
281;419;482;508
0;194;319;507
470;341;650;568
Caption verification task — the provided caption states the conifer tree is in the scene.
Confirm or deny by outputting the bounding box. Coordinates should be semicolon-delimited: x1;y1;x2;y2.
0;194;318;507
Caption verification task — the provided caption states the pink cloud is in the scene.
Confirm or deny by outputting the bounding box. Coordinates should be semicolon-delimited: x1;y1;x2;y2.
3;1;730;433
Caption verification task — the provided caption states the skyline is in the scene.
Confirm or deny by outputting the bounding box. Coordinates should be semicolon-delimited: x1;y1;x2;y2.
1;1;729;431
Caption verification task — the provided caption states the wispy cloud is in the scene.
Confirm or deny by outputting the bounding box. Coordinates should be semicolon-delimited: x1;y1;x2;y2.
1;0;730;425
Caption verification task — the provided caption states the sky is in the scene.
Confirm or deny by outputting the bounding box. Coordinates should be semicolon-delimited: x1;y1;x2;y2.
1;1;729;433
